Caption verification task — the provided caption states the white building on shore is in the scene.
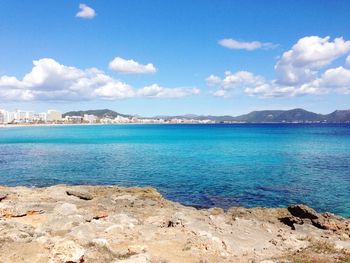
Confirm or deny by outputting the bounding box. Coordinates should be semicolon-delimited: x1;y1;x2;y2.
0;109;62;124
83;114;97;123
47;110;62;122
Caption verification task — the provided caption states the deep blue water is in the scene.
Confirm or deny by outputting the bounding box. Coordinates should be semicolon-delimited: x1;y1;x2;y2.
0;124;349;217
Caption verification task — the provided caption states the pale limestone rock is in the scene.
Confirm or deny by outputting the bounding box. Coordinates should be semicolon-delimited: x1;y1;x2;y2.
54;203;78;216
114;253;151;263
49;239;85;263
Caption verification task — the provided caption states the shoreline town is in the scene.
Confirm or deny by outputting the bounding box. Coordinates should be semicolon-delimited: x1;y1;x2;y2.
0;108;215;126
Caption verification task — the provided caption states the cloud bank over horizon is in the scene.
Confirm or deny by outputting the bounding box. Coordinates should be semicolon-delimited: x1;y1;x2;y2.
1;36;350;103
0;58;199;101
208;36;350;98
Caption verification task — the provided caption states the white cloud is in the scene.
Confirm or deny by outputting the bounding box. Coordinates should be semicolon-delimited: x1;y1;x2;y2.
275;36;350;85
206;75;221;86
209;36;350;98
76;3;96;19
346;55;350;65
212;90;227;97
0;58;199;101
319;67;350;94
218;38;276;51
109;57;157;74
138;84;200;98
207;71;264;89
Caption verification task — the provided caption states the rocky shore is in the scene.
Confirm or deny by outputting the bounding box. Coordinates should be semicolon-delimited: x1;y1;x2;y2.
0;185;349;263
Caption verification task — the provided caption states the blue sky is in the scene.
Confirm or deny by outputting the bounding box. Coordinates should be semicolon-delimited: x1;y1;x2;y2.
1;0;350;116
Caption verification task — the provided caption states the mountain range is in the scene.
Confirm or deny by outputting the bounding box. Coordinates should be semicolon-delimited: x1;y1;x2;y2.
63;108;350;123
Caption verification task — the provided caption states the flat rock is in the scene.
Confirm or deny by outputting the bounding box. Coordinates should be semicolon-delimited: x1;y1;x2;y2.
66;190;93;200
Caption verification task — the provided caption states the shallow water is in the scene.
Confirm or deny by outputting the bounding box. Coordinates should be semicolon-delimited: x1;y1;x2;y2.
0;124;349;217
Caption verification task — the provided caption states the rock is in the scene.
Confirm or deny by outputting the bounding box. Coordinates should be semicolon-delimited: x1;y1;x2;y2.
107;213;139;229
279;216;304;229
66;190;93;200
311;216;349;233
209;207;225;216
49;240;85;263
288;204;319;220
0;185;349;262
93;211;108;220
0;192;7;201
114;253;151;263
54;203;78;216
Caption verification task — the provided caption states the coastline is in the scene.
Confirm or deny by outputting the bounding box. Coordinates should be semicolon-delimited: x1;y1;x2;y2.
0;184;349;262
1;122;349;129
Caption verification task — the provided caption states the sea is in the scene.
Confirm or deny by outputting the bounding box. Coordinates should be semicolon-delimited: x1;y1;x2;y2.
0;124;349;217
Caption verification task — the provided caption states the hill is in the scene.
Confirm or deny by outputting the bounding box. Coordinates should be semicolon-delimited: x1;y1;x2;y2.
233;108;324;123
63;109;132;118
324;110;350;123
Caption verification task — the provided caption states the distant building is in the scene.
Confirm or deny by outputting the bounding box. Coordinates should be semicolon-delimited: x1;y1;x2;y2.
16;110;27;122
0;110;5;124
83;114;97;123
64;116;83;124
39;112;47;122
114;115;130;123
47;110;62;122
100;117;113;124
7;111;16;123
33;112;47;122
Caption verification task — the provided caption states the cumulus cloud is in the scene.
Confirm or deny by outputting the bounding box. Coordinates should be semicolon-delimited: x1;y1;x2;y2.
218;38;276;51
206;71;267;97
346;55;350;65
209;36;350;98
212;90;227;97
138;84;199;98
109;57;157;74
0;58;199;101
206;75;221;86
76;3;96;19
275;36;350;85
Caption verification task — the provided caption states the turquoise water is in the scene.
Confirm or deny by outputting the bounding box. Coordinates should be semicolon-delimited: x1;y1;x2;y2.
0;124;349;217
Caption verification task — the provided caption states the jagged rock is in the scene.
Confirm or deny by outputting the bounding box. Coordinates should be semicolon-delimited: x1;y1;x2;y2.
288;204;319;220
279;216;304;230
312;216;350;233
66;190;93;200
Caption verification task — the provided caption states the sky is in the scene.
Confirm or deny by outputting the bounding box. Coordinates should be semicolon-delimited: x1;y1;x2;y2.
1;0;350;116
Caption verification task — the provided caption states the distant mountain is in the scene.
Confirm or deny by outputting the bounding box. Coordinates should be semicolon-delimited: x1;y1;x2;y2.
63;109;132;118
151;114;237;122
63;108;350;123
324;110;350;123
162;109;350;123
233;108;324;123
